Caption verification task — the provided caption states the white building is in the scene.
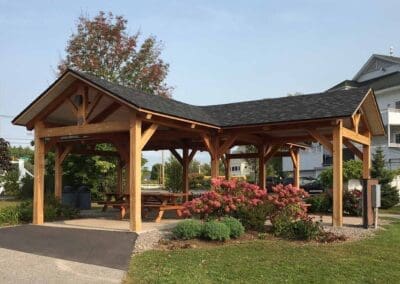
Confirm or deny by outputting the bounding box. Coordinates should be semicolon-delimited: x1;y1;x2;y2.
229;146;251;177
283;54;400;177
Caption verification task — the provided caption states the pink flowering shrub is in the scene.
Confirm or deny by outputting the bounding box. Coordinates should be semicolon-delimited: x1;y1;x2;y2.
267;184;310;224
183;178;267;219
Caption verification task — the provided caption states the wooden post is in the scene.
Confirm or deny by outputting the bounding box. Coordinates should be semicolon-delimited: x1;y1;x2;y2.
363;132;371;179
258;145;266;189
33;122;45;225
290;148;300;188
182;147;189;201
210;136;220;178
116;161;123;194
332;120;343;227
224;151;231;180
54;145;62;200
129;113;142;232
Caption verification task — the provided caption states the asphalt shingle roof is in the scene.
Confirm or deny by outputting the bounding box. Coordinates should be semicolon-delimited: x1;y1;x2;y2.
74;69;368;127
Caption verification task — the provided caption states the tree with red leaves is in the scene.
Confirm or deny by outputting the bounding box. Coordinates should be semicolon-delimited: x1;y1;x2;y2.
58;11;172;98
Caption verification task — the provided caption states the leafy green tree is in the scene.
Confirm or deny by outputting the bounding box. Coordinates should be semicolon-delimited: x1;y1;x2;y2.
165;156;182;192
58;11;172;97
0;138;11;172
200;163;211;176
319;160;363;189
189;159;201;174
371;147;399;209
150;163;161;181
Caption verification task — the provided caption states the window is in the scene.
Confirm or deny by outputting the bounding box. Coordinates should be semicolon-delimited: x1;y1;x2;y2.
395;101;400;109
395;133;400;144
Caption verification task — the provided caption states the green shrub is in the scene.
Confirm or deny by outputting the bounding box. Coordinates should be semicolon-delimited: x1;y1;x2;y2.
221;217;245;238
381;184;400;209
274;219;321;240
234;203;272;231
306;194;331;213
202;220;230;241
2;170;20;196
172;219;203;240
343;190;362;216
0;206;20;226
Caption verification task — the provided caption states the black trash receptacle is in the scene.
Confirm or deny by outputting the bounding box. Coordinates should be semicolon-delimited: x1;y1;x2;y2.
61;186;77;208
77;185;91;210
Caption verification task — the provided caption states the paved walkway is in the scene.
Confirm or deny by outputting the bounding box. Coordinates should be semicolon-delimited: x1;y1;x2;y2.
0;225;137;283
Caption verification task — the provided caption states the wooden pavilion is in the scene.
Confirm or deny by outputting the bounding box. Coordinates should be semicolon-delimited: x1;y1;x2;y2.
13;69;385;232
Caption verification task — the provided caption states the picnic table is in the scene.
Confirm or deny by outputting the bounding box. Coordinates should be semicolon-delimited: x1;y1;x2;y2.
97;191;190;222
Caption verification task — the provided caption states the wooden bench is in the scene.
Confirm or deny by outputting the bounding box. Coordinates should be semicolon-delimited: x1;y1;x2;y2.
142;203;185;222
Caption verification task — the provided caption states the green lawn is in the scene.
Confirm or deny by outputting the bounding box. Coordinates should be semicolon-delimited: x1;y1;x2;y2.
0;200;21;209
126;221;400;283
381;205;400;215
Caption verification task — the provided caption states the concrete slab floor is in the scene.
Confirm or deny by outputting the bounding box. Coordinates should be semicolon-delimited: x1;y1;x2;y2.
44;218;182;233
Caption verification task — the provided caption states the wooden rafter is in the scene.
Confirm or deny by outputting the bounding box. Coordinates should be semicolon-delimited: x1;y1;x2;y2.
201;133;215;157
27;83;80;129
89;102;121;124
306;128;333;153
66;97;78;116
37;120;130;138
343;138;363;159
86;93;103;120
352;112;361;133
140;124;158;150
342;127;370;145
188;148;197;162
169;149;183;165
219;134;238;155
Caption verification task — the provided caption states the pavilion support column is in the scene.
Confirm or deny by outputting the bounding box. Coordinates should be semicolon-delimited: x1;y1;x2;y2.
54;145;62;201
116;161;123;194
362;132;371;179
33;122;45;225
258;145;266;189
332;120;343;227
289;148;300;188
224;151;231;180
182;147;190;202
129;113;142;232
210;136;220;179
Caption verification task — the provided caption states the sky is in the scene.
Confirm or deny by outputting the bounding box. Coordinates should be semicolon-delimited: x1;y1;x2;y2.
1;0;400;166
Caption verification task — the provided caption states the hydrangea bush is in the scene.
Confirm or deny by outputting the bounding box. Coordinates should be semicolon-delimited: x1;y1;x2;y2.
183;178;267;219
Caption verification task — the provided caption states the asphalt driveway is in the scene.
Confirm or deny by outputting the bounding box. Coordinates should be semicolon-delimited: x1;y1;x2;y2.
0;225;137;270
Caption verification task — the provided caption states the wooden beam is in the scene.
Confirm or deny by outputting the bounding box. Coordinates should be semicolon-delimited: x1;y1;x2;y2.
140;124;158;150
59;145;72;163
342;127;370;145
169;149;183;165
33;122;45;225
343;139;363;160
201;133;215;157
38;120;130;138
363;132;371;179
129;113;142;232
224;150;231;180
352;112;361;133
188;148;198;162
89;102;121;124
332;120;343;227
307;129;333;154
227;152;259;159
86;93;103;120
219;134;238;156
264;145;281;161
71;149;120;157
27;82;79;130
66;97;78;116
